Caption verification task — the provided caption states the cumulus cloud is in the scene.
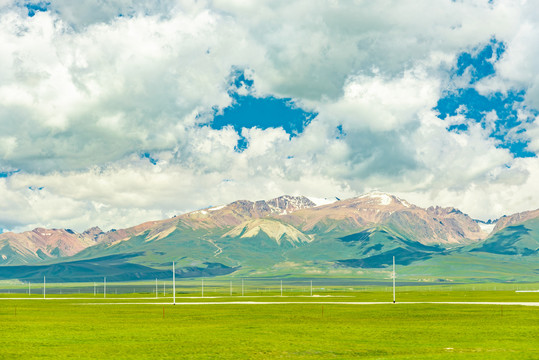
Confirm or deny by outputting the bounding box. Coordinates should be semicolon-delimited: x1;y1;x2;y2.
0;3;260;172
0;0;538;231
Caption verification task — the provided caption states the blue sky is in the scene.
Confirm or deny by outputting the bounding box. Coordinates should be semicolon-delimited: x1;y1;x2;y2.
24;1;49;17
208;70;317;151
0;0;538;232
435;39;536;158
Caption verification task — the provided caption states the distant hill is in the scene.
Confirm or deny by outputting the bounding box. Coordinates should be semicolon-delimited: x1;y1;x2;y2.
0;253;237;282
0;193;537;282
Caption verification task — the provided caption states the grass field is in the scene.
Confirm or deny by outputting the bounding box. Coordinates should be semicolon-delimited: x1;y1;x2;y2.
1;286;538;359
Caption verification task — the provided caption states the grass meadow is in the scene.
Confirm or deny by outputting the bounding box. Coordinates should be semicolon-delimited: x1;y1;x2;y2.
0;283;538;359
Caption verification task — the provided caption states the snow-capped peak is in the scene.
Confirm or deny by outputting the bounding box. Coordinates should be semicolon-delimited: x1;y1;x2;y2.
358;191;413;207
265;195;318;215
359;191;393;206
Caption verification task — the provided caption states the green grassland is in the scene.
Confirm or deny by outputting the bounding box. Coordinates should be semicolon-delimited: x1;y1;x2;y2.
1;287;538;359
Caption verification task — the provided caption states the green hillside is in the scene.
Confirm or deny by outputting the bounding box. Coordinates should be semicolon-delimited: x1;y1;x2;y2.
470;218;539;256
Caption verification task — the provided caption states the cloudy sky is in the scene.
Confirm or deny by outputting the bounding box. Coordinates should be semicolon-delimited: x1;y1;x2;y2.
1;0;538;233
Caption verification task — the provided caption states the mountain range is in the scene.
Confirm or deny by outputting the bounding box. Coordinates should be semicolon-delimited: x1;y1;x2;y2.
0;193;537;282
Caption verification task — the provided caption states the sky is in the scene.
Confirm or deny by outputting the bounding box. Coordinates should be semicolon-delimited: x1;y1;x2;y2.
0;0;538;233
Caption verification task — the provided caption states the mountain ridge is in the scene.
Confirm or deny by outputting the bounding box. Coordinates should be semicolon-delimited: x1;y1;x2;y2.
493;208;539;233
1;193;537;281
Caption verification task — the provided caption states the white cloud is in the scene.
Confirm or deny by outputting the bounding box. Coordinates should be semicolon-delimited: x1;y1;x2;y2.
0;0;538;231
321;67;439;132
0;4;260;171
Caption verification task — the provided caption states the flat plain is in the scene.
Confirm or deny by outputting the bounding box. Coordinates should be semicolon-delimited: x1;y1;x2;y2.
1;286;538;359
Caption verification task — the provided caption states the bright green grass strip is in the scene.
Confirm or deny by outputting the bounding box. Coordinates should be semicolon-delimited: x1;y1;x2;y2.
1;289;538;302
0;298;538;359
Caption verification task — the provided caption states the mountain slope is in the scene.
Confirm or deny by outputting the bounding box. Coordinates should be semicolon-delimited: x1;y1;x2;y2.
470;218;539;256
222;219;313;246
285;225;446;268
492;209;539;233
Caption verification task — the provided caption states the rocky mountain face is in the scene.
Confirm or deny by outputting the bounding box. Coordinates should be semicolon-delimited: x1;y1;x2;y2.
167;195;321;232
425;206;487;242
277;193;486;245
493;209;539;233
0;228;101;265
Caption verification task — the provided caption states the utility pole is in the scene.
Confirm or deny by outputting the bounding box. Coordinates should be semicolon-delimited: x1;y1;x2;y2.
43;276;46;299
173;262;176;305
104;276;106;298
393;256;396;304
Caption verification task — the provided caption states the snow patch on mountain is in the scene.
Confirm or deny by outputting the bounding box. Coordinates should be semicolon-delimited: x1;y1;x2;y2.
208;205;225;211
359;192;392;206
307;197;340;207
400;199;411;208
474;218;498;234
477;222;496;234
